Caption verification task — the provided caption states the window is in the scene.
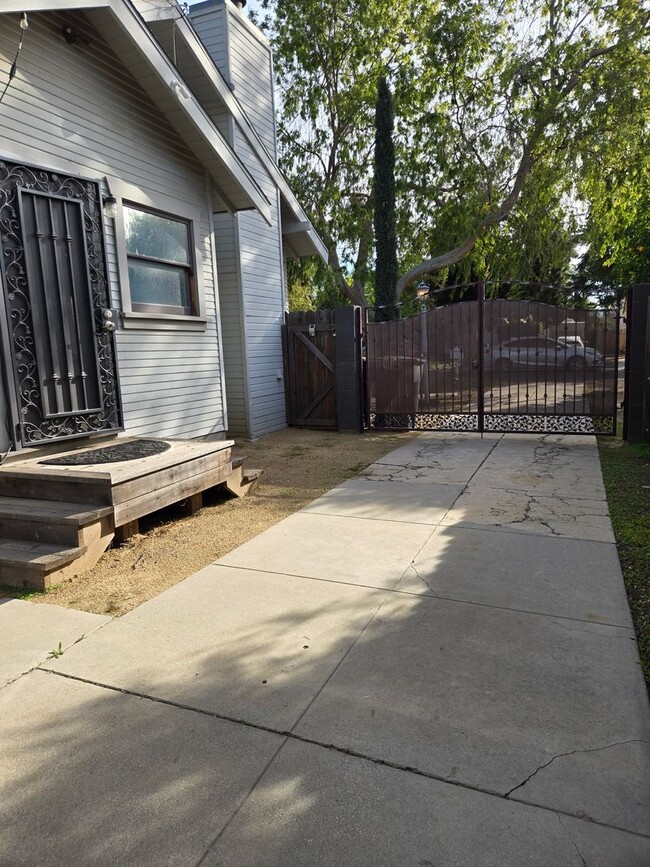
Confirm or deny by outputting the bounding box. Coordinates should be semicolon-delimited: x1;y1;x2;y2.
123;204;195;315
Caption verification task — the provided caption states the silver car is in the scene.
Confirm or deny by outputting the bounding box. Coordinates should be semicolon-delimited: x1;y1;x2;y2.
489;336;603;372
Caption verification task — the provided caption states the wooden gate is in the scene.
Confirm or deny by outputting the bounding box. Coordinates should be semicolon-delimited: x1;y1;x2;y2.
282;307;364;431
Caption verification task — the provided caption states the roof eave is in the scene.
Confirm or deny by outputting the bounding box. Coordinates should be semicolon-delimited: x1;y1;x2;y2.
282;220;329;263
0;0;272;223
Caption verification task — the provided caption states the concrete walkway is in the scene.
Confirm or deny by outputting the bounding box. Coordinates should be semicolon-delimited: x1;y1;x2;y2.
2;433;649;866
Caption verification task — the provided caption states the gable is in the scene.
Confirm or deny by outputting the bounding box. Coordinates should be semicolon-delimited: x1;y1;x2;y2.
0;0;271;222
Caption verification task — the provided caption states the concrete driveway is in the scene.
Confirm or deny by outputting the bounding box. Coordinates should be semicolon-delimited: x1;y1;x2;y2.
2;432;649;866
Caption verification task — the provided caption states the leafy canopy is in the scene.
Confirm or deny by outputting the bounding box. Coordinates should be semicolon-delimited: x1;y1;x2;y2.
257;0;650;306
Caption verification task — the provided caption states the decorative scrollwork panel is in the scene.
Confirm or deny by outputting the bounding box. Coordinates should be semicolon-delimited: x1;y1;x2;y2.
0;159;121;445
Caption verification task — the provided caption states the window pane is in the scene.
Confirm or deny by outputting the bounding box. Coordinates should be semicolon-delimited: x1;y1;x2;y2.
128;260;192;310
124;206;190;265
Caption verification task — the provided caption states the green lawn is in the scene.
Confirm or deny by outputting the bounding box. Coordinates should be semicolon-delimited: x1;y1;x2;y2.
598;436;650;692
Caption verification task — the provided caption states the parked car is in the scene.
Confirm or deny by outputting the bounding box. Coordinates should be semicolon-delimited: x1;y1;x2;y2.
489;336;603;371
557;335;585;348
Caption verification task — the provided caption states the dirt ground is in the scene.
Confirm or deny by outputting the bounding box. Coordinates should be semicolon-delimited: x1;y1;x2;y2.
23;428;415;616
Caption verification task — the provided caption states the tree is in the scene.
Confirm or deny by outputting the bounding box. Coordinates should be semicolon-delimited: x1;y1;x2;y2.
394;0;650;297
260;0;649;306
578;70;650;290
373;76;398;316
256;0;421;306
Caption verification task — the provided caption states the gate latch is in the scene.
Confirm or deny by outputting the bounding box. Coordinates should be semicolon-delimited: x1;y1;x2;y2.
308;323;316;337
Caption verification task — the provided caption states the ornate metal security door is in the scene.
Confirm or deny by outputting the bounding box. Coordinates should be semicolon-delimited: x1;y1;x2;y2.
0;159;121;447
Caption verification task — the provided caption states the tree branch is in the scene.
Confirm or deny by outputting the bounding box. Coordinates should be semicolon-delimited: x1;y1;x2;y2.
395;134;538;296
316;215;367;306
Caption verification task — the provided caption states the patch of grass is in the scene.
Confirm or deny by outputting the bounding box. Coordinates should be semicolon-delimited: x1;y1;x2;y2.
598;436;650;692
0;583;46;601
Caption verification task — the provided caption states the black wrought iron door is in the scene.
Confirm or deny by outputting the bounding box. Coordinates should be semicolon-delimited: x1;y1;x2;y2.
0;160;121;446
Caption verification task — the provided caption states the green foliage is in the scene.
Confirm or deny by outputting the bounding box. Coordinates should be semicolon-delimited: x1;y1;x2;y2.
583;167;650;289
286;257;350;311
257;0;420;305
47;642;64;660
573;0;650;289
374;76;398;317
598;438;650;692
258;0;649;304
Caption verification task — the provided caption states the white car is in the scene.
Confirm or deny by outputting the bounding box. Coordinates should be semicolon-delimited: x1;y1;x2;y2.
489;336;603;372
557;335;585;349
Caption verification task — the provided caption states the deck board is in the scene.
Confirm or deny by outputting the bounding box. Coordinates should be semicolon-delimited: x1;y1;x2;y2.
0;437;241;588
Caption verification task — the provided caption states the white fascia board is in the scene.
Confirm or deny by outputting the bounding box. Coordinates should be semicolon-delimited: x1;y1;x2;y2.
307;229;329;263
281;220;329;262
0;1;109;9
175;16;327;258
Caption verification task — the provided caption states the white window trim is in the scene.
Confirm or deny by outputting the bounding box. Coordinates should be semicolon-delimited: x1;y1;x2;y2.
107;177;208;331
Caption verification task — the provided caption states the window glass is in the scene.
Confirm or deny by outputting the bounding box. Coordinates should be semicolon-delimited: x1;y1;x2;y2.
128;260;192;311
124;206;190;265
123;203;194;315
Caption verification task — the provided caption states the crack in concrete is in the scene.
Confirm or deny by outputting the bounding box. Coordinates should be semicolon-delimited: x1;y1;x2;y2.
39;668;650;841
408;562;439;597
498;492;564;536
530;442;565;479
504;739;647;799
557;814;588;866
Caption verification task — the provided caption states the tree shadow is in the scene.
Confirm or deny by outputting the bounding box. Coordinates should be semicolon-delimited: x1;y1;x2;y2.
1;434;647;865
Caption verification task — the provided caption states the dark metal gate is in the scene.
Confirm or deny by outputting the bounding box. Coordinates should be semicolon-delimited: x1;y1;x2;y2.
0;159;121;447
366;284;621;435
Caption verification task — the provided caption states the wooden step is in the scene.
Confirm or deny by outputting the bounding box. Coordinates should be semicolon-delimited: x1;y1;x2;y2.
224;464;263;498
0;497;112;546
0;538;86;590
0;470;112;505
0;498;113;545
0;497;113;525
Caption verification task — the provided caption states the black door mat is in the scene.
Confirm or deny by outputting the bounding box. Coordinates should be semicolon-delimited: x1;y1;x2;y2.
40;439;171;466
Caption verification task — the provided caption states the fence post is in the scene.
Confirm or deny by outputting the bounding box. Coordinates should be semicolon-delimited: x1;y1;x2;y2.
334;306;364;432
623;284;650;443
477;282;485;435
281;314;294;426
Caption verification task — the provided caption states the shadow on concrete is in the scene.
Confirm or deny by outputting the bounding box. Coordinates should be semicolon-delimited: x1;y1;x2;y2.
2;435;649;866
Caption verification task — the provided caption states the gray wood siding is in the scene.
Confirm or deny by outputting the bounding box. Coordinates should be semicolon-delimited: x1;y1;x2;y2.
148;18;233;141
227;11;277;158
0;11;227;443
212;212;249;437
190;2;276;158
189;4;230;82
190;2;287;438
235;128;286;438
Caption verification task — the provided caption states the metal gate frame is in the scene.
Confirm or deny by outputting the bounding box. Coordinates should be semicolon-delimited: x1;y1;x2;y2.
365;282;621;436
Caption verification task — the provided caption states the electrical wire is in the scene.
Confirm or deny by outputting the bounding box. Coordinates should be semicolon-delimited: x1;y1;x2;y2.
0;13;28;108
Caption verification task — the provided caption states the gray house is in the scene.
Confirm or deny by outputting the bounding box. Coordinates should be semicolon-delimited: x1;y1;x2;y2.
0;0;325;455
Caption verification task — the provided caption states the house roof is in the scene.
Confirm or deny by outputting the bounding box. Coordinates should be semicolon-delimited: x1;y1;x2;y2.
0;0;272;223
143;2;328;262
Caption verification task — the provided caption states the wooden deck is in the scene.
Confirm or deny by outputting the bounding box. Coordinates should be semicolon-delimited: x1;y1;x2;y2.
0;437;259;590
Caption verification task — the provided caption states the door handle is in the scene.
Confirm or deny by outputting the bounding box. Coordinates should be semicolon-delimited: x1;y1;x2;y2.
101;309;116;332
